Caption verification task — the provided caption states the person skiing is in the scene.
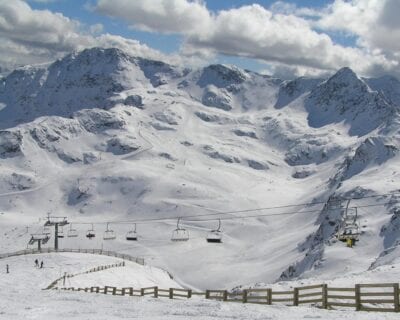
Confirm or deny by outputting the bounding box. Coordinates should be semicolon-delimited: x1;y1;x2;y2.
40;261;44;269
6;264;9;274
34;259;39;268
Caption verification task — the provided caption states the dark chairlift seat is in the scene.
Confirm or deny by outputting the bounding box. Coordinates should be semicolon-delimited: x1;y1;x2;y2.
86;224;96;239
126;223;138;241
206;219;222;243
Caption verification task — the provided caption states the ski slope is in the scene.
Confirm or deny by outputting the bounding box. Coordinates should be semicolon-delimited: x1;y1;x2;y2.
0;252;399;320
0;47;400;291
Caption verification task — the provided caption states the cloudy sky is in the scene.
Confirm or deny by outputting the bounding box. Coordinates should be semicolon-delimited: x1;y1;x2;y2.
0;0;399;79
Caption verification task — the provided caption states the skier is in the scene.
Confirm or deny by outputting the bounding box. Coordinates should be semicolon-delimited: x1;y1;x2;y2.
40;261;44;269
6;264;9;274
34;259;39;268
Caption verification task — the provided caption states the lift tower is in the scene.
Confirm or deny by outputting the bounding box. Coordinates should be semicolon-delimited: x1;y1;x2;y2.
44;215;69;250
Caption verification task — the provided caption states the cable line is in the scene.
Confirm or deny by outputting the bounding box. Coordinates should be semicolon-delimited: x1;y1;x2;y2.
69;193;400;226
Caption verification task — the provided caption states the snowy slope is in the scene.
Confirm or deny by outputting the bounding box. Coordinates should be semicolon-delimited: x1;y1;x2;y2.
1;253;399;320
0;47;400;291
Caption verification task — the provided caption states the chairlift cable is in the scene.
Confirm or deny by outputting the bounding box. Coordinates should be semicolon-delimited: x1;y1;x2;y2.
69;194;400;226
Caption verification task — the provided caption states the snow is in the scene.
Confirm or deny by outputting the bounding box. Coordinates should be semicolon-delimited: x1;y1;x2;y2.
1;252;399;320
0;47;400;296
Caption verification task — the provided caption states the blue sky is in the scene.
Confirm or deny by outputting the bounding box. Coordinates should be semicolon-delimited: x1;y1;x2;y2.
1;0;399;78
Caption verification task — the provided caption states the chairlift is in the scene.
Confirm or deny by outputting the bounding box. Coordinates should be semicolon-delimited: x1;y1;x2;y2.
57;226;64;238
86;224;96;239
29;233;50;245
207;219;223;243
336;201;360;245
42;234;50;244
42;226;51;235
103;223;116;240
171;218;189;242
67;224;78;238
126;223;138;241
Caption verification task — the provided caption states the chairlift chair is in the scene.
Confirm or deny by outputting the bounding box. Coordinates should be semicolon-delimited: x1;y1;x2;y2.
42;226;51;235
103;223;116;240
67;224;78;238
336;204;360;244
206;219;223;243
29;233;50;245
126;223;138;241
171;218;189;242
86;224;96;239
57;226;64;238
42;234;50;244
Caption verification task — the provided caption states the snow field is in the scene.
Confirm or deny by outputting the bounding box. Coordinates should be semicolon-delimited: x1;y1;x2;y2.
1;47;400;295
1;252;399;320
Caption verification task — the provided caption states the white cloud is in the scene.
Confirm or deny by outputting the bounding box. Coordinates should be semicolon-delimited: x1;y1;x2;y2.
89;23;104;35
0;0;181;68
1;0;399;79
269;1;323;18
184;4;397;76
94;0;399;78
95;0;212;34
317;0;400;60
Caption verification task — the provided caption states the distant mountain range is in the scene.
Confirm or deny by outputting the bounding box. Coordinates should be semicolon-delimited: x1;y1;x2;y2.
0;47;399;289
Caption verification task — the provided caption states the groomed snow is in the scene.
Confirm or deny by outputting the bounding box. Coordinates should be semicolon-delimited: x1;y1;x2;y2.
1;252;399;320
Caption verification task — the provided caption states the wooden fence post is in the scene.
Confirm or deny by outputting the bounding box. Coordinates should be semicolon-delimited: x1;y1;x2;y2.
140;288;145;296
104;286;109;294
355;284;361;311
242;290;248;303
112;287;117;295
267;289;272;305
154;286;158;298
205;290;210;299
169;288;174;299
129;288;133;296
188;289;192;299
293;288;299;306
223;290;228;301
322;284;328;309
394;283;399;312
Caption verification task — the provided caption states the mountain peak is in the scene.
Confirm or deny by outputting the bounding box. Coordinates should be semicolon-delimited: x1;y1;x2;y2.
197;64;248;88
328;67;360;85
306;67;394;136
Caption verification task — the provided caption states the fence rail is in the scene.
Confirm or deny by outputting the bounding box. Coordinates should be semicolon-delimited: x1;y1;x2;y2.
53;282;400;313
0;248;144;265
45;261;126;290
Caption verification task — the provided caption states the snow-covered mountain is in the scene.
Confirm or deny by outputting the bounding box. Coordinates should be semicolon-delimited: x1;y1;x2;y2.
1;47;400;290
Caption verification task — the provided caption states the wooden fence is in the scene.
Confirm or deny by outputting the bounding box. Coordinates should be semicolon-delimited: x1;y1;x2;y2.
54;282;400;313
0;248;144;265
45;261;126;290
